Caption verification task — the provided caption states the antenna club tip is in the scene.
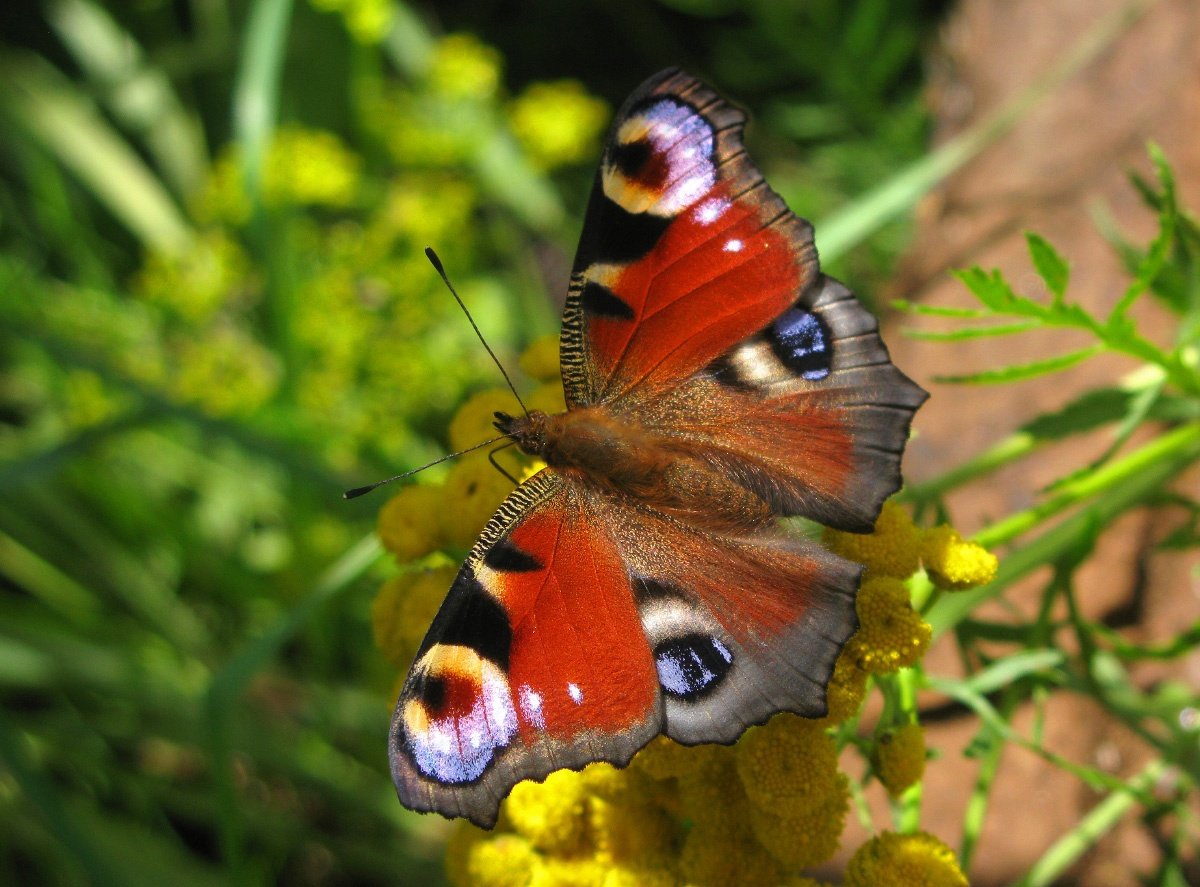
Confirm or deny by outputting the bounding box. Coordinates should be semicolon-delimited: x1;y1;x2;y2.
424;247;445;273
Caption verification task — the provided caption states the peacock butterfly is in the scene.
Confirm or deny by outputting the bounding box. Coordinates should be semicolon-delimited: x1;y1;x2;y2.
389;69;926;827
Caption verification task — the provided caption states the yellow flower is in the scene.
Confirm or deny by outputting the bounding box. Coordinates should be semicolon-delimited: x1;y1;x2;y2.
462;832;539;887
377;483;445;562
590;795;678;866
429;34;503;101
440;455;517;549
600;862;678;887
505;769;592;856
263;126;361;208
508;81;610;170
678;820;781;887
816;651;870;725
631;735;705;782
674;745;749;830
309;0;393;44
844;831;968;887
921;524;999;590
875;723;927;797
519;334;561;383
449;388;523;451
530;857;607;887
134;229;254;323
527;381;567;416
824;499;922;578
734;714;842;815
846;577;932;674
748;775;848;868
370;566;455;668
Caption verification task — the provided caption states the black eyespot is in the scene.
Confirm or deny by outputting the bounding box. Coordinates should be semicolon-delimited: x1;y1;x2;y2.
417;673;447;712
654;633;734;701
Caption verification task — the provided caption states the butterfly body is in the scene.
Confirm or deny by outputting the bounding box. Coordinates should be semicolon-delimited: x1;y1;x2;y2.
390;69;927;827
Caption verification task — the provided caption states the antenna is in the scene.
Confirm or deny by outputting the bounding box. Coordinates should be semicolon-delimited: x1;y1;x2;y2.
343;435;505;499
426;247;529;417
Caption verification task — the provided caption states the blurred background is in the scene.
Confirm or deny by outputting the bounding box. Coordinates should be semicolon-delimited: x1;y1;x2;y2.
2;0;1194;884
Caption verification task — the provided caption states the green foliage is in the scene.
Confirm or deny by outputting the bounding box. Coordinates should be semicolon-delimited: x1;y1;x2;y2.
0;1;948;884
901;147;1200;883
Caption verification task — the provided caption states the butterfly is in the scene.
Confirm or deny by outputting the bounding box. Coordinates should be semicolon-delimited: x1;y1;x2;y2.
389;68;926;828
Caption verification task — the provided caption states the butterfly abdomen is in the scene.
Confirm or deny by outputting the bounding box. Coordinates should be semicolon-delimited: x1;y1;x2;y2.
503;407;772;532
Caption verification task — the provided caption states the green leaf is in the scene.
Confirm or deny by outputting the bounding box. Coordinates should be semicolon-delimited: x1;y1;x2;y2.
892;299;996;319
954;267;1027;313
935;345;1103;385
956;649;1066;696
905;320;1041;341
1026;232;1070;302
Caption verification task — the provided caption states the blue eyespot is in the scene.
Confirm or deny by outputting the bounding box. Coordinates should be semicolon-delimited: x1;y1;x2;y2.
655;634;733;701
770;308;831;380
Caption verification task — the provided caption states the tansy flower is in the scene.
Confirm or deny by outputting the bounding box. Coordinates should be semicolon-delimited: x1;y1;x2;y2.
309;0;393;44
448;388;523;451
847;576;932;673
370;566;455;668
440;455;517;549
816;650;871;725
459;831;539;887
734;715;843;816
429;34;503;101
921;524;999;590
589;795;678;866
508;81;610;171
875;723;927;797
747;776;849;868
824;499;922;578
844;830;969;887
505;770;592;856
518;334;561;382
679;820;782;887
377;483;445;562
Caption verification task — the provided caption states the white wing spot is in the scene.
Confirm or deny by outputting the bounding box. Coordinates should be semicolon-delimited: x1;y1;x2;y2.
567;682;584;704
724;238;744;253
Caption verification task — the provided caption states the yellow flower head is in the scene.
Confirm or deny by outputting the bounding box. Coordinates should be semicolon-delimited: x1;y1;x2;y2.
589;795;678;866
429;34;502;101
874;723;927;797
519;334;562;383
824;500;922;578
461;831;539;887
748;773;849;868
845;830;968;887
377;483;445;562
505;769;592;856
817;650;870;725
679;820;781;887
921;524;999;590
508;80;610;170
734;714;842;815
449;388;523;452
309;0;393;44
847;576;932;674
674;744;748;830
440;455;516;549
370;566;455;668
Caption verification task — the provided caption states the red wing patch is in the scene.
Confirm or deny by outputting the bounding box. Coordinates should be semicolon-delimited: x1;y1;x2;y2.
389;472;662;828
560;69;818;408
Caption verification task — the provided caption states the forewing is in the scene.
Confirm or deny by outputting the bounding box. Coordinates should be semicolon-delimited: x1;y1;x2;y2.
389;471;662;828
560;68;818;407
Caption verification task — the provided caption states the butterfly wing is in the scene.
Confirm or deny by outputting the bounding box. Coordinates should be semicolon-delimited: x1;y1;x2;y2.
562;68;925;532
389;470;861;826
390;471;662;828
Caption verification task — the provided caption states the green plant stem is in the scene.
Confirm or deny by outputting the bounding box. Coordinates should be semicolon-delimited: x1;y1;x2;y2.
1013;758;1169;887
927;422;1200;636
